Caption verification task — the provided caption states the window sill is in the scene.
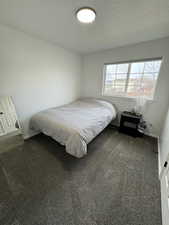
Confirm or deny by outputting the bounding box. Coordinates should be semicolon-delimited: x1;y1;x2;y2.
102;94;155;103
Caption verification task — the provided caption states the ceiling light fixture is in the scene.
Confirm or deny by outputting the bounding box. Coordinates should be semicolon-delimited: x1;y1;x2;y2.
76;7;96;24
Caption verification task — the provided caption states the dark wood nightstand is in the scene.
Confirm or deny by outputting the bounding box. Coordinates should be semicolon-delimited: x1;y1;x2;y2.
119;111;143;137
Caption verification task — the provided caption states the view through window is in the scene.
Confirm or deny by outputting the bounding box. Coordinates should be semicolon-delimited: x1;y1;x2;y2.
103;59;162;99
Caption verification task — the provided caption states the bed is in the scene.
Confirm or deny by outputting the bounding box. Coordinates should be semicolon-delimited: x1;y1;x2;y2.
30;98;116;158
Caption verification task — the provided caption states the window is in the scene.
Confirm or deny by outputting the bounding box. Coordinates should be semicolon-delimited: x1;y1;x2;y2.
103;58;162;99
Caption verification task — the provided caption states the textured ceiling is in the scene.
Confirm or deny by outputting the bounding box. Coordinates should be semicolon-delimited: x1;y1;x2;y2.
0;0;169;54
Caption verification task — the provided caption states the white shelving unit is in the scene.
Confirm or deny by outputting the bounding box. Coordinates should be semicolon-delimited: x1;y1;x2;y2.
0;96;23;153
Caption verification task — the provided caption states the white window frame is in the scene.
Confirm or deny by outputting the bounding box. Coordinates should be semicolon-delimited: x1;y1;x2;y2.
102;57;162;100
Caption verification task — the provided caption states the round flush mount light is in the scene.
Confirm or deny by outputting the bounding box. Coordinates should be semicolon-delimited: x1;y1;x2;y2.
76;7;96;24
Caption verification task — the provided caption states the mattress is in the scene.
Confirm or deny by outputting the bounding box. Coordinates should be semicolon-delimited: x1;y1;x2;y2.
30;99;116;158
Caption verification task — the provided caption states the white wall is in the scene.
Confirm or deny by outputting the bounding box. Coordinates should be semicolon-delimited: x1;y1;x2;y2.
81;38;169;137
160;107;169;168
0;24;82;138
0;23;169;140
159;100;169;225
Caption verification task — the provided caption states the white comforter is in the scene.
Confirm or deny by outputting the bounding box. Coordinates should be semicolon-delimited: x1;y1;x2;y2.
30;99;116;158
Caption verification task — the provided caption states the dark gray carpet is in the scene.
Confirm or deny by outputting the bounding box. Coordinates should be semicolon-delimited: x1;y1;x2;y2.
0;127;161;225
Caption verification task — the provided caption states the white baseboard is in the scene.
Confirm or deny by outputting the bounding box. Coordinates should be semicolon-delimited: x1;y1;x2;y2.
144;130;159;139
23;130;40;140
157;136;162;180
